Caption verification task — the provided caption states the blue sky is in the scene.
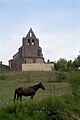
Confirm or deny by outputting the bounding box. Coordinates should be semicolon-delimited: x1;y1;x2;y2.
0;0;80;64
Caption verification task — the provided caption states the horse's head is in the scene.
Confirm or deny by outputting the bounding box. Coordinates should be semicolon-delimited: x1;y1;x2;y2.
39;83;45;90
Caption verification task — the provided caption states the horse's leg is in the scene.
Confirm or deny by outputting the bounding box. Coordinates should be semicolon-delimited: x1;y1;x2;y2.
31;95;33;99
20;95;23;106
20;95;22;102
17;95;19;101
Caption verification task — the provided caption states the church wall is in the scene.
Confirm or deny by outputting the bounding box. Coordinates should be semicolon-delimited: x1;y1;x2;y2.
9;60;17;70
23;57;44;64
22;63;54;71
22;37;39;57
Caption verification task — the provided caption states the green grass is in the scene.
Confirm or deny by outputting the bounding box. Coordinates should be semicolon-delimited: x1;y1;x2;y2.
0;71;80;119
0;71;69;105
0;81;69;105
0;71;68;82
0;96;78;120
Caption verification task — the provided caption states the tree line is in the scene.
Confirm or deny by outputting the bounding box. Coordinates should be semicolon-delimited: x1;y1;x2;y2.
54;55;80;71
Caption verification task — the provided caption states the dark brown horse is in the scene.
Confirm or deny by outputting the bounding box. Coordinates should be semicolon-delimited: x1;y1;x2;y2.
14;83;45;102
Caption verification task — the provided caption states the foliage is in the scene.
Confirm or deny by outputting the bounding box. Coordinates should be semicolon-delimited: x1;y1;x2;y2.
54;57;80;71
62;95;80;119
0;96;78;120
54;58;68;71
40;96;76;120
55;72;67;82
67;60;75;71
73;55;80;70
68;72;80;97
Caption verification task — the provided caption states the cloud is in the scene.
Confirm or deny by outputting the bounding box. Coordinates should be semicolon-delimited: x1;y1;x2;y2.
38;28;80;62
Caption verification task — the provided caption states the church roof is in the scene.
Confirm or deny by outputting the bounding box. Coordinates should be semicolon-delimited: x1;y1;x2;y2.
26;28;36;38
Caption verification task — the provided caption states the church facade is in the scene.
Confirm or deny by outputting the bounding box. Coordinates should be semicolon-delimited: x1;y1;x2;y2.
9;28;44;70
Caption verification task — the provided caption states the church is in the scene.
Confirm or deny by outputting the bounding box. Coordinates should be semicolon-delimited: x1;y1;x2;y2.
9;28;53;71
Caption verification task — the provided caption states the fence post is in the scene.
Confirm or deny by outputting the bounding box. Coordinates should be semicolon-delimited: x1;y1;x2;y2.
50;83;52;96
0;61;2;72
53;84;55;98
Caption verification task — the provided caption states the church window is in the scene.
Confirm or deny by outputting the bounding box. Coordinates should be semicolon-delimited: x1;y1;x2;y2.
33;59;36;63
28;39;30;45
24;61;26;64
32;39;35;45
30;32;32;37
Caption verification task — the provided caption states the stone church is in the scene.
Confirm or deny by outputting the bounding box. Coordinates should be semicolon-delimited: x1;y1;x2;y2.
9;28;45;70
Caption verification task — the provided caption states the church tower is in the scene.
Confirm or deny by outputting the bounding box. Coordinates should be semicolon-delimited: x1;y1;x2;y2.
21;28;44;63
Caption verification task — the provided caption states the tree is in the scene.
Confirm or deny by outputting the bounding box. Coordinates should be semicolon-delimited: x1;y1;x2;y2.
54;58;68;71
73;55;80;70
68;73;80;97
67;60;75;71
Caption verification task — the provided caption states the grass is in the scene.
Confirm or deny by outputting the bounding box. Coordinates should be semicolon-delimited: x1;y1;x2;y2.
0;71;67;82
0;71;80;119
0;81;69;105
0;71;69;105
0;96;78;120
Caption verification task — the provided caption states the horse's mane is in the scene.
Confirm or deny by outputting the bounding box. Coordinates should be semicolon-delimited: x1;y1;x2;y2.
29;83;41;88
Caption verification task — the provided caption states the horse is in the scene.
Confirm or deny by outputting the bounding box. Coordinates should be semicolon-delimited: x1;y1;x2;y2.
14;83;45;102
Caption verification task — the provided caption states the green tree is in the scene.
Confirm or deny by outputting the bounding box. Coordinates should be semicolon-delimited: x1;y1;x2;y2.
67;60;75;71
54;58;68;71
73;55;80;70
68;73;80;97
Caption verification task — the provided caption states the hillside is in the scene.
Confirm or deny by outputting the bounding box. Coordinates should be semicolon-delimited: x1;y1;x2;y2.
0;71;68;105
0;71;80;119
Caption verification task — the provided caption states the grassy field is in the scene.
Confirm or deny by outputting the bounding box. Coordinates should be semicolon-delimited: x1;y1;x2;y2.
0;71;69;105
0;71;80;120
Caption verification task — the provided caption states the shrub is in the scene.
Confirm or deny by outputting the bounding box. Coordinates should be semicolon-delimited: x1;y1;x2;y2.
55;72;67;82
0;96;78;120
68;72;80;97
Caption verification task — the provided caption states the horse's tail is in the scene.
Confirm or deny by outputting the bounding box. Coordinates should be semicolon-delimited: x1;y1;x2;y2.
14;90;17;102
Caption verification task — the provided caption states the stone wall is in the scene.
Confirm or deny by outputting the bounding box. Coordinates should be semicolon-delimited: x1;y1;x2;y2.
0;61;10;71
23;57;44;64
22;63;54;71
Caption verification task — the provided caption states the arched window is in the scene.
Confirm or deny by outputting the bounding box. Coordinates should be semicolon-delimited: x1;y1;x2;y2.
24;61;26;64
33;59;36;63
30;32;32;37
28;39;30;45
32;39;35;45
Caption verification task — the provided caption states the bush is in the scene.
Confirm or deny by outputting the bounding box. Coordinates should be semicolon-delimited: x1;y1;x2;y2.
68;72;80;97
55;72;67;82
0;96;78;120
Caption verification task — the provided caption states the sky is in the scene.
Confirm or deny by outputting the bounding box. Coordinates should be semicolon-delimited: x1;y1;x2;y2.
0;0;80;65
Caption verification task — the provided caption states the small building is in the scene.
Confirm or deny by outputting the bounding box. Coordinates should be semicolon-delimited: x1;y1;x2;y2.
0;61;10;71
9;28;44;70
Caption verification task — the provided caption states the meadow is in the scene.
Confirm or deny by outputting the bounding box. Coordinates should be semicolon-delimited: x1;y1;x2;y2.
0;71;80;120
0;71;68;105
